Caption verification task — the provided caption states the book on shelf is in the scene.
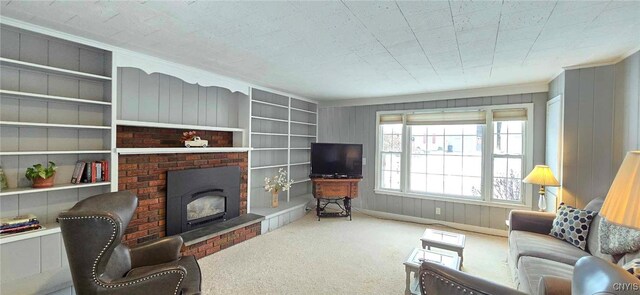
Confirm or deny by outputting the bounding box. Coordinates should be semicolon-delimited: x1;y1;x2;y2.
72;160;109;184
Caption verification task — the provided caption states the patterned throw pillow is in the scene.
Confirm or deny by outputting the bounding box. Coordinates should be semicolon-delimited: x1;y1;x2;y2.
622;258;640;279
549;205;598;250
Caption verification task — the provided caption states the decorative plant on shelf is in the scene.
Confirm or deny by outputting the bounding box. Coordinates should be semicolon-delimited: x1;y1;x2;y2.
264;168;294;208
25;161;57;188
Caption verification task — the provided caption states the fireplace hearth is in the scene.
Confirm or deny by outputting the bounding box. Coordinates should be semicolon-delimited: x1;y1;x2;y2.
167;166;241;236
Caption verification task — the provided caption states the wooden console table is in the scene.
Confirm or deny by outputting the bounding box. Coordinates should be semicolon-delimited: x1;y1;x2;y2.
311;178;361;220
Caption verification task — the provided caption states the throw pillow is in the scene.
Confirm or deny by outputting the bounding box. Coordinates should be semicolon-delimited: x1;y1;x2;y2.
549;205;597;250
599;218;640;255
622;258;640;279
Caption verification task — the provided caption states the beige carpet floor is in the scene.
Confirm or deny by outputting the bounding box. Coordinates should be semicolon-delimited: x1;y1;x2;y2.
199;210;513;294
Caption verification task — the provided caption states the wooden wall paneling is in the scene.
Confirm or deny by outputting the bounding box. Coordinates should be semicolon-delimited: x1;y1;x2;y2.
20;100;48;123
48;41;79;72
205;87;218;126
40;234;62;272
480;205;491;228
18;128;47;151
20;70;47;94
0;27;20;59
562;70;580;207
158;75;171;123
465;204;481;226
576;68;595;208
445;202;455;222
17;192;47;220
0;195;20;219
217;88;231;127
0;126;19;150
1;67;19;90
19;32;48;65
197;86;207;126
489;206;506;229
181;83;198;125
138;72;159;122
229;93;240;128
120;68;139;121
78;48;106;76
79;104;105;126
0;238;41;283
78;129;107;150
421;199;435;220
453;203;465;224
592;66;615;199
79;80;105;101
46;189;79;224
168;76;183;124
47;129;79;151
48;75;80;99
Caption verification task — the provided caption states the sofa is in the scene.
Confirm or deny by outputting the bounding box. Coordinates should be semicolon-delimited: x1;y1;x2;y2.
418;198;640;295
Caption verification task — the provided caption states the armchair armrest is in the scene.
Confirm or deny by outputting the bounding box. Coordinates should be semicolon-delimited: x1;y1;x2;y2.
538;276;571;295
106;264;187;295
419;261;527;295
509;210;556;234
572;256;640;295
130;235;183;268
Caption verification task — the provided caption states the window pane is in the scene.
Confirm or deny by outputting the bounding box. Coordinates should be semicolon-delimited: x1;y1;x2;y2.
493;158;507;177
508;158;522;178
504;121;522;134
411;135;427;154
444;155;462;176
444;135;463;153
382;171;391;188
427;125;445;136
382;153;391;170
426;155;444;174
412;126;427;136
411;155;427;173
391;154;401;171
426;174;444;194
410;173;426;192
427;136;444;153
462;156;482;177
494;133;507;154
492;176;522;201
390;171;401;189
462;176;482;197
381;125;402;152
508;134;522;155
444;175;462;196
463;135;482;155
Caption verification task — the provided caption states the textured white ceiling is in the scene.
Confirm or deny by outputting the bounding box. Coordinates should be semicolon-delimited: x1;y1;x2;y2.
1;1;639;100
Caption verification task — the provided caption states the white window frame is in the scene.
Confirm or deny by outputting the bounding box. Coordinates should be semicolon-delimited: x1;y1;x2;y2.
375;103;534;209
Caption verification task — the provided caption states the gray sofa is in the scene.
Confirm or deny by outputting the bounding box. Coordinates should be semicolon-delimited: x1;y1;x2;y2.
419;198;640;295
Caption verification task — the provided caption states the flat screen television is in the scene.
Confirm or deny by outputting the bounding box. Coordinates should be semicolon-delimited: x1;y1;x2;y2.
310;143;363;178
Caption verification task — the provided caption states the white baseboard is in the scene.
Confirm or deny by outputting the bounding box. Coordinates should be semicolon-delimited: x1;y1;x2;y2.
356;208;508;237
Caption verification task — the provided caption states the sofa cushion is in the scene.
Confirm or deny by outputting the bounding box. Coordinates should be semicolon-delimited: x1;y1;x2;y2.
586;215;615;261
549;205;597;250
510;230;591;266
517;256;574;295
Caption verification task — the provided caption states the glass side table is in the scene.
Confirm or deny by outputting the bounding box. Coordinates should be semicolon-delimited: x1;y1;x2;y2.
420;228;466;265
403;248;461;295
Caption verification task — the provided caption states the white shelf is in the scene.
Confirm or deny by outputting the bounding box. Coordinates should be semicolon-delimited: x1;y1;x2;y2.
0;121;111;130
0;90;112;106
252;148;288;151
250;194;313;218
290;107;317;114
0;57;112;81
251;116;289;123
290;134;317;138
0;150;110;156
0;182;111;197
290;147;311;150
292;178;311;184
117;120;245;133
251;132;288;137
0;223;60;245
251;164;288;170
252;99;288;109
117;147;251;155
291;120;316;126
290;162;310;166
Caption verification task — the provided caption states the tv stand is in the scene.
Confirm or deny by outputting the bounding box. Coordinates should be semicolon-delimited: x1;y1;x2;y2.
311;178;361;221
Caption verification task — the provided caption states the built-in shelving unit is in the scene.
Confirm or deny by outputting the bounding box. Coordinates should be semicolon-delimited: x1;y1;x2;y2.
0;24;114;292
249;88;317;213
116;147;251;155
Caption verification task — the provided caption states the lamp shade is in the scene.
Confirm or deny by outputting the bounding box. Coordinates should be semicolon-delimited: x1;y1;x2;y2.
600;151;640;229
523;165;560;186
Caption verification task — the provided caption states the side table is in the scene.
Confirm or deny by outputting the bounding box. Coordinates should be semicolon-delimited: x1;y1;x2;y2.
403;248;461;295
420;228;466;265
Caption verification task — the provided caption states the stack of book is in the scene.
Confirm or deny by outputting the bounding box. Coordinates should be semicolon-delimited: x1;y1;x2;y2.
1;214;42;235
71;160;109;184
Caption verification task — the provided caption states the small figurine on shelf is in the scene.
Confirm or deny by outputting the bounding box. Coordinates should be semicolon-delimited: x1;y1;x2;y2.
264;168;294;208
0;166;8;190
25;161;57;188
181;131;208;148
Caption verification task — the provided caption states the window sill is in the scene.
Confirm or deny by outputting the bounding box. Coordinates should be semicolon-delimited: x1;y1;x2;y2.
373;189;531;210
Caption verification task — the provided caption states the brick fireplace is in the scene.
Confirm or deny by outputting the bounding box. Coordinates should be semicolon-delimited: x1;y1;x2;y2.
117;126;260;259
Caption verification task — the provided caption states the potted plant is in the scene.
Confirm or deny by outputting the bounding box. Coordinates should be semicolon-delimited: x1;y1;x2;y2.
25;161;57;188
264;168;294;208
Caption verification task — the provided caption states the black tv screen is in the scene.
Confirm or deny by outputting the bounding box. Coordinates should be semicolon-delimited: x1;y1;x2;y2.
310;143;363;178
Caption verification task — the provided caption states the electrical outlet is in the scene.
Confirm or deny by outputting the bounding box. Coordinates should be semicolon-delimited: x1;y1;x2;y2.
435;207;441;215
362;158;366;165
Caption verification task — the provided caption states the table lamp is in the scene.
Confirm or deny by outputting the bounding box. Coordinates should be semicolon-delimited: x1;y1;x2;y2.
600;151;640;229
523;165;560;211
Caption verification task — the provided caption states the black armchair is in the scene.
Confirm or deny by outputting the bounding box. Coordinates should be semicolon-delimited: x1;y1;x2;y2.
59;191;201;295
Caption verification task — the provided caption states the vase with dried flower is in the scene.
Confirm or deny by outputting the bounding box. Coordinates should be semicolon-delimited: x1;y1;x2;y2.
264;168;294;208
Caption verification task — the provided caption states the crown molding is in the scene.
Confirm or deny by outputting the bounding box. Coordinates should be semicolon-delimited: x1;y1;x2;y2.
319;83;549;108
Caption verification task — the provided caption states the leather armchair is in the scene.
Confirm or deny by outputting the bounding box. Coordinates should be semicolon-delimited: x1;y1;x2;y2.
59;191;201;295
418;256;639;295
